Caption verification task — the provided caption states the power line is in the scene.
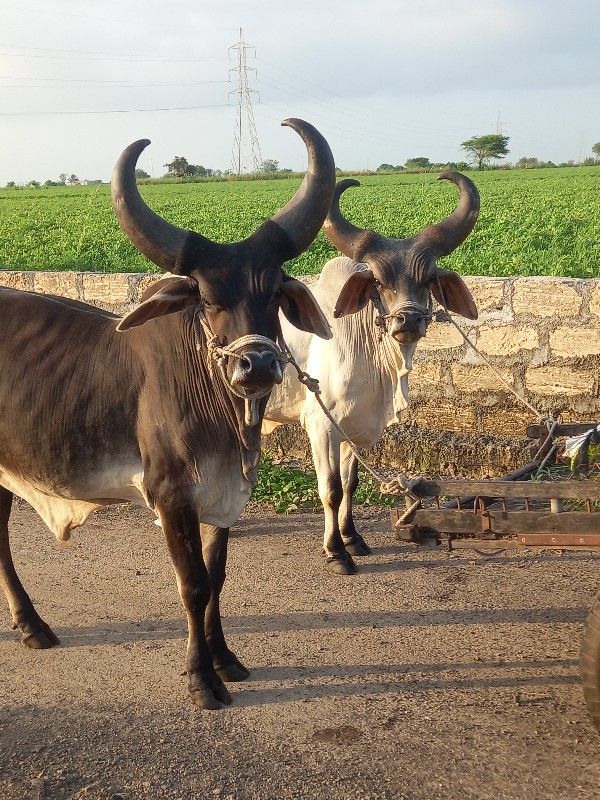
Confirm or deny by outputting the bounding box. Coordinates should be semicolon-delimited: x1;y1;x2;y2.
0;103;230;117
0;77;229;89
0;43;222;63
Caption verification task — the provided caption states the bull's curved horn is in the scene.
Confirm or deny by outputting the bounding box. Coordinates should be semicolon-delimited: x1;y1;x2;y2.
323;172;479;261
112;122;336;273
417;172;480;255
111;139;211;272
267;118;337;257
322;178;373;260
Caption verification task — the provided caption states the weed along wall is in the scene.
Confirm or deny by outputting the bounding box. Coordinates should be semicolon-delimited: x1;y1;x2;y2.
3;270;600;478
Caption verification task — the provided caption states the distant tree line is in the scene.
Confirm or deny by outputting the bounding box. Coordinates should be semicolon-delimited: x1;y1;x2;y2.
161;156;293;180
4;137;600;189
377;135;600;173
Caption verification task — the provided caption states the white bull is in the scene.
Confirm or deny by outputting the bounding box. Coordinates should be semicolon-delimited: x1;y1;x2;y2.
262;173;480;574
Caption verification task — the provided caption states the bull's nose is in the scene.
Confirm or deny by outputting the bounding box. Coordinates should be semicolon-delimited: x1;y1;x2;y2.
389;312;428;343
230;349;283;388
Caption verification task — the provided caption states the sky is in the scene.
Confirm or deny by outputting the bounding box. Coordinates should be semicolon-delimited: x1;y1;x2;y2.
1;0;599;185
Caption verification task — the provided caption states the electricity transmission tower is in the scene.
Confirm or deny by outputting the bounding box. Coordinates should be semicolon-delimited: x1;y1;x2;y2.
229;29;263;174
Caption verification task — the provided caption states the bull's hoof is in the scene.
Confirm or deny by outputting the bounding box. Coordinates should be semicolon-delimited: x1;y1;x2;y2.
344;535;372;557
21;624;60;649
189;682;232;710
324;553;358;575
215;655;251;683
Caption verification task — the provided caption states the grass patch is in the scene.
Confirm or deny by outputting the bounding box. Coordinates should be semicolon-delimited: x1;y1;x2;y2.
253;453;395;514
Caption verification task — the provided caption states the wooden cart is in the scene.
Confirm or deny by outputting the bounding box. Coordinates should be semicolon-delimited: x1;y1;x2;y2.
390;421;600;734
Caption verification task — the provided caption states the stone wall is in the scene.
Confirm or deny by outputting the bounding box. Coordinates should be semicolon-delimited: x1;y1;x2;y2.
3;271;599;476
0;270;159;316
409;276;600;434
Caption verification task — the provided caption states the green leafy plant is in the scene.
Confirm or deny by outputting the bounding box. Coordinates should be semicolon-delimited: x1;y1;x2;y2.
2;166;599;278
253;454;396;513
252;454;320;513
529;459;600;511
353;470;396;507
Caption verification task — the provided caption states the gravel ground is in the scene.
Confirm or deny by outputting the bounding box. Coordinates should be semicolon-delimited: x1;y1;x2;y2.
1;500;599;800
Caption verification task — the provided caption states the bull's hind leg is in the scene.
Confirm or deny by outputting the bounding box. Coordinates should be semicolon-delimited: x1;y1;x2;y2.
200;523;250;683
339;445;371;556
0;486;59;648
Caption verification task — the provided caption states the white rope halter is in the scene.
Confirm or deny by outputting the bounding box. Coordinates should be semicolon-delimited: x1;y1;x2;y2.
193;306;288;425
370;292;433;341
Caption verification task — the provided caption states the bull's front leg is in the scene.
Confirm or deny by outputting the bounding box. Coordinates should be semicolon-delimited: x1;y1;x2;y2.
338;444;371;556
200;523;250;682
306;422;357;575
159;505;231;709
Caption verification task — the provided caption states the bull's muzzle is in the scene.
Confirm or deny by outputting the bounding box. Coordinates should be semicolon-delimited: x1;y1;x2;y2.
388;310;429;343
230;347;284;393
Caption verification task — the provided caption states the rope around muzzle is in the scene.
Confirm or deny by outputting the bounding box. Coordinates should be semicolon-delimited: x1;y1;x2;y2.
371;292;433;341
193;309;288;426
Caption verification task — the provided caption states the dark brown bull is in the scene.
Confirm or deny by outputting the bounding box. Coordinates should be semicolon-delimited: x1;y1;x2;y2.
0;118;335;709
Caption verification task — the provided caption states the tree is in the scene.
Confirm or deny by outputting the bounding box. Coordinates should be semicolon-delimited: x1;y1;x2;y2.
592;142;600;159
164;156;192;178
260;159;279;174
163;158;214;179
135;168;150;179
190;165;213;177
405;157;431;170
516;156;540;169
461;134;510;170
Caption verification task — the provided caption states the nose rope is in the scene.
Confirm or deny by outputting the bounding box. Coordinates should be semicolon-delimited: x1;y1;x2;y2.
370;293;433;341
193;307;287;401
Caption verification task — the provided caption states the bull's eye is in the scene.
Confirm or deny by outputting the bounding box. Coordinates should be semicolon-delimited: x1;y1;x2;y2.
202;298;226;314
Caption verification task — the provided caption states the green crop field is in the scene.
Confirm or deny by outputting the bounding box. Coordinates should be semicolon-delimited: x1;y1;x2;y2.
0;166;599;278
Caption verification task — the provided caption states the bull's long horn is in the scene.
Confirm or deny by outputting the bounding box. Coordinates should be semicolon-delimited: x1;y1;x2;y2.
322;178;375;260
266;118;336;257
111;139;214;273
323;172;480;261
417;172;480;255
112;121;335;273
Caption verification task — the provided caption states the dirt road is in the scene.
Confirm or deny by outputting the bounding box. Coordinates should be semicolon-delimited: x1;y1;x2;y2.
1;500;599;800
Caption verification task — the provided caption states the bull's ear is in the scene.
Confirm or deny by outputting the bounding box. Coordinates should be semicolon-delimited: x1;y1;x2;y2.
432;268;478;320
279;276;332;340
333;269;376;318
117;276;200;331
